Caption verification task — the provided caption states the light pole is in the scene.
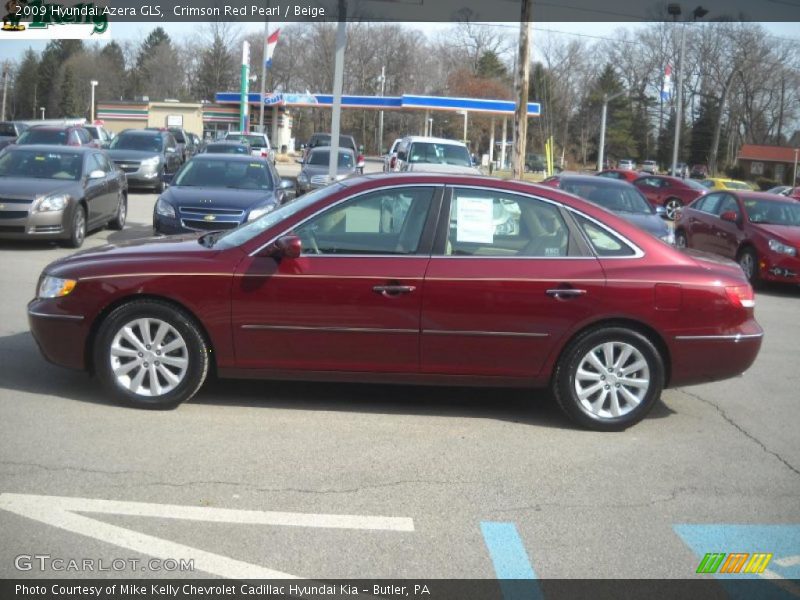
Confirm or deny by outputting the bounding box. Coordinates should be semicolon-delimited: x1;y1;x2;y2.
669;4;708;177
40;106;45;120
427;117;433;137
259;2;270;134
793;148;798;186
89;80;98;123
1;61;10;122
457;110;468;143
377;65;385;153
598;90;625;172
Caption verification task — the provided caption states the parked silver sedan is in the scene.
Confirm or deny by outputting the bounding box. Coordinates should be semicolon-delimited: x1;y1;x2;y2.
296;147;357;194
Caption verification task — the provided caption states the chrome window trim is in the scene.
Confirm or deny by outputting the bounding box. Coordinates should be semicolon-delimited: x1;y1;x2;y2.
248;183;441;258
674;333;764;342
28;310;84;321
563;207;645;259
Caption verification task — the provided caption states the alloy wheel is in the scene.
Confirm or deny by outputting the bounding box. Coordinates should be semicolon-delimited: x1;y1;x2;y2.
665;199;681;220
109;318;189;397
573;341;651;419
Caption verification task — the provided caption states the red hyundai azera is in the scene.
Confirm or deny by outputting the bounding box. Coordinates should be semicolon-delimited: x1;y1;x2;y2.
28;174;763;430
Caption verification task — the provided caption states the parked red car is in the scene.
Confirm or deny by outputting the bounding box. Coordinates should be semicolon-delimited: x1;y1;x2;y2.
28;174;762;430
596;169;642;183
15;125;101;149
633;175;708;220
675;191;800;285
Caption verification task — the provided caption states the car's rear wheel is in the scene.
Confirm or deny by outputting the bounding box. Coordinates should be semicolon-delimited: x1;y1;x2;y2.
675;229;688;249
65;204;86;248
552;327;664;431
737;247;760;286
108;191;127;230
93;300;209;409
664;198;682;221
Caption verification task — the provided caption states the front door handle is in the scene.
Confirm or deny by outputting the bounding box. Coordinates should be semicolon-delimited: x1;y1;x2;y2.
373;285;416;297
546;288;587;299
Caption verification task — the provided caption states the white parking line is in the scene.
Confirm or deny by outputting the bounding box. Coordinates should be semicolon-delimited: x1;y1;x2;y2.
0;493;414;579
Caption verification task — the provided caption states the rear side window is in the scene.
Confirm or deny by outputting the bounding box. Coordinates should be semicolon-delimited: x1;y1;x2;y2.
574;214;636;257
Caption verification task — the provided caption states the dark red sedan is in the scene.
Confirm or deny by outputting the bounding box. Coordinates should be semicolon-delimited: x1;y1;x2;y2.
633;175;708;220
596;169;642;183
675;190;800;285
28;174;762;431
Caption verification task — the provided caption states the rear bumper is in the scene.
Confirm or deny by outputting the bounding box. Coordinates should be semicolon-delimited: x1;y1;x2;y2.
668;322;764;387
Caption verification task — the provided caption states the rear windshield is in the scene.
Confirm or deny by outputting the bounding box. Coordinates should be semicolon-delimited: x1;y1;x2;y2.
205;143;249;155
109;133;163;152
227;133;268;149
307;150;354;168
310;135;355;150
408;142;471;167
0;123;17;136
17;129;68;145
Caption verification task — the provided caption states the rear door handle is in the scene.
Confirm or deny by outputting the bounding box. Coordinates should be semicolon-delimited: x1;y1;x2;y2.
546;288;587;298
373;285;416;297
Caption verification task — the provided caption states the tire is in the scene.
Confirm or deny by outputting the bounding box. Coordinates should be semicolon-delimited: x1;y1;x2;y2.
737;247;760;286
93;300;209;409
664;198;682;221
675;229;688;249
552;327;665;431
154;175;165;194
65;204;86;248
108;192;127;230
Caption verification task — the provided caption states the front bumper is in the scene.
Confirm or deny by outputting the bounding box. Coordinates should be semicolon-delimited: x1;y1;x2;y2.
758;254;800;284
123;169;161;188
28;299;88;370
0;207;70;241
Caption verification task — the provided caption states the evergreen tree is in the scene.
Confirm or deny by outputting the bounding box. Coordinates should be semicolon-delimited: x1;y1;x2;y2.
99;41;127;100
60;66;78;117
133;28;172;98
476;50;507;80
689;96;720;167
588;64;635;163
13;49;39;119
194;32;237;102
37;40;83;118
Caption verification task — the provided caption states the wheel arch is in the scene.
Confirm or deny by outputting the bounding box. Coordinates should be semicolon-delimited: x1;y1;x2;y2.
85;294;216;376
550;318;672;387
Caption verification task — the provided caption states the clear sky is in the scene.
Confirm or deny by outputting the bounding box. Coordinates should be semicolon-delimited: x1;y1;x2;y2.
3;20;798;64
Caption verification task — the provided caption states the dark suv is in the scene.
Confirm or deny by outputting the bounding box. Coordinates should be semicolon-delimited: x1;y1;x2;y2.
15;125;100;149
106;129;182;192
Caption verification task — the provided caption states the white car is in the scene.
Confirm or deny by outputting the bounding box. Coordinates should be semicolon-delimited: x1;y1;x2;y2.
640;160;659;174
224;131;276;164
383;138;402;172
618;159;636;170
395;136;480;175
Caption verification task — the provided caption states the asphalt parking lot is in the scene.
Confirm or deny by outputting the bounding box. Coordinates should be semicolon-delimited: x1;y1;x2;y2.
0;166;798;585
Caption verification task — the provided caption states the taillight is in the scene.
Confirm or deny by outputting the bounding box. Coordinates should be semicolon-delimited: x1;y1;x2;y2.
725;285;755;309
389;156;397;169
261;149;267;157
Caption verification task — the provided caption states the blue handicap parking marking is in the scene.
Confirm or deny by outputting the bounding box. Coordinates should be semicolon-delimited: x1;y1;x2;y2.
674;524;800;599
480;521;543;600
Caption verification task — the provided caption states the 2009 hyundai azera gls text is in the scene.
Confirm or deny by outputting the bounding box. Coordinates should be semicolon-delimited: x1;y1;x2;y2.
27;174;763;430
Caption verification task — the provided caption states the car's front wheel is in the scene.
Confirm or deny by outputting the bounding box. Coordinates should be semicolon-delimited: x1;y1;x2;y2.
664;198;682;220
675;229;688;249
93;300;209;409
65;204;86;248
552;327;665;431
737;247;760;286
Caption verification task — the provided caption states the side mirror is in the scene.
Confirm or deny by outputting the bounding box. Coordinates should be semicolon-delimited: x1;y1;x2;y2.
720;211;740;224
655;205;667;217
279;179;296;191
88;169;105;180
166;147;176;154
260;234;302;259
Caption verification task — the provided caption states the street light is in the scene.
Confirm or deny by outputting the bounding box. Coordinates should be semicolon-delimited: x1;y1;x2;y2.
40;106;45;120
427;117;433;137
377;66;386;152
456;110;468;143
669;5;708;177
597;90;625;172
89;80;98;123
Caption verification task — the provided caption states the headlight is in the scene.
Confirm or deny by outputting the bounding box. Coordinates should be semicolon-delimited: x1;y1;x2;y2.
335;174;349;181
768;239;797;256
38;276;77;299
155;197;175;218
32;194;69;213
248;204;275;222
140;156;160;169
660;231;676;245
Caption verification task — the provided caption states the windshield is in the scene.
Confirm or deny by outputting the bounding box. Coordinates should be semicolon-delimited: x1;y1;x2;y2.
562;181;653;214
0;148;83;181
17;129;67;145
744;199;800;226
110;133;163;152
724;180;751;190
227;133;267;149
169;130;186;143
0;123;17;136
214;185;342;250
408;142;470;167
307;150;354;168
174;158;274;190
206;143;249;155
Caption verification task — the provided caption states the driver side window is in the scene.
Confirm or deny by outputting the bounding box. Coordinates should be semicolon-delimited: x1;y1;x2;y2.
294;187;435;256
